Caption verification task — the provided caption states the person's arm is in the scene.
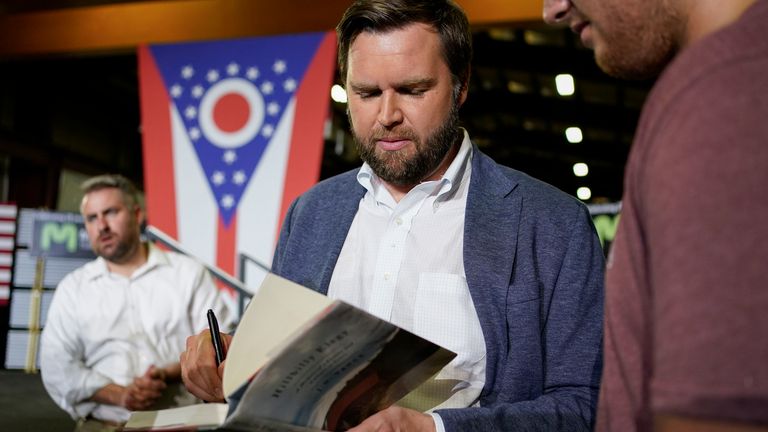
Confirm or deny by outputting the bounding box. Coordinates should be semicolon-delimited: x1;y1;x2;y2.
641;65;768;430
655;415;768;432
41;272;187;417
40;276;113;419
90;366;167;411
158;362;182;382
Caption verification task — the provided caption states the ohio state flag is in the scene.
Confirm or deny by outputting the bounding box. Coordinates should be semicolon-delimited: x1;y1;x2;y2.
138;32;336;285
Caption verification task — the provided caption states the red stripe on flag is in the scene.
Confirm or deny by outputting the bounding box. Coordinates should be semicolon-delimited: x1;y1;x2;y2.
138;45;178;239
277;32;337;240
216;214;236;296
217;214;236;276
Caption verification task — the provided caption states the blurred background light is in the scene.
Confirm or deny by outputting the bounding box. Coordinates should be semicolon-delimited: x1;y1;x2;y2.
331;84;347;103
573;162;589;177
565;126;583;143
577;186;592;200
555;73;575;96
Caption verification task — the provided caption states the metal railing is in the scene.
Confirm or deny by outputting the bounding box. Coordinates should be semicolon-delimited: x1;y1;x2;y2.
144;225;266;317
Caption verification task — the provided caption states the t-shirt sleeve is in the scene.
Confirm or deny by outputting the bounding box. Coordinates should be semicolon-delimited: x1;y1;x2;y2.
641;60;768;423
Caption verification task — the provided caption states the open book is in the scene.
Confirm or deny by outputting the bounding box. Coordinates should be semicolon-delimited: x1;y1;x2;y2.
125;273;456;431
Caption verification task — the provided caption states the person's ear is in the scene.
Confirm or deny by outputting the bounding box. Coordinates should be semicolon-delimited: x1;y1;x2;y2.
458;83;468;106
135;205;146;226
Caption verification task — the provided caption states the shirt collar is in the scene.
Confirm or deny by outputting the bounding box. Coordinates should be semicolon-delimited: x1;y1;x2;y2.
357;128;473;205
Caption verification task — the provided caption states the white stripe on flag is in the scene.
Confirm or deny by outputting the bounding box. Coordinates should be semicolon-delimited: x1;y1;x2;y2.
236;98;297;268
171;105;218;267
0;269;10;283
0;205;17;218
0;285;9;300
0;253;11;266
0;221;16;235
0;238;13;250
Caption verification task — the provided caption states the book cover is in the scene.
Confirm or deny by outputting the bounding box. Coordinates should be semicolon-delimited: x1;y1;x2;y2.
125;273;455;431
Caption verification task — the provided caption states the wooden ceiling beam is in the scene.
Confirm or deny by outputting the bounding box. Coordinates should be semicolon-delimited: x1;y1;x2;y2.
0;0;543;57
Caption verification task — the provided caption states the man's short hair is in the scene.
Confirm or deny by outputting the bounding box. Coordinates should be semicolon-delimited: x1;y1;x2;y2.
80;174;141;210
336;0;472;94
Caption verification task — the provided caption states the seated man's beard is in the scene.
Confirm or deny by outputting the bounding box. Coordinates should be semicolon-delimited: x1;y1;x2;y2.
98;233;138;263
353;104;461;186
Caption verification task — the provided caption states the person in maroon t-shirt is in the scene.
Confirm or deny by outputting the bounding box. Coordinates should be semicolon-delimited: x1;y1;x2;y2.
542;0;768;431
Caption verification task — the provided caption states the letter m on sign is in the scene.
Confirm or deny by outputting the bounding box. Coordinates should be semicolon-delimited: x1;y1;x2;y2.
41;223;77;253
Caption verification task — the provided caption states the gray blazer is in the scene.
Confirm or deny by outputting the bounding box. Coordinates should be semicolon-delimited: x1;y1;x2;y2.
272;146;604;431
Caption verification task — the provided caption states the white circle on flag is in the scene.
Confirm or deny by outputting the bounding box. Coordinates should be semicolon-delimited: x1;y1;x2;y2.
199;77;264;149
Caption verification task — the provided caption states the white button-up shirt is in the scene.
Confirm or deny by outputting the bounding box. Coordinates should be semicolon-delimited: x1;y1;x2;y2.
40;243;235;422
328;131;486;423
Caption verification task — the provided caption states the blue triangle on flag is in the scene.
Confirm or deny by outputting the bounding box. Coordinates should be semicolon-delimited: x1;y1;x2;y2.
150;33;327;226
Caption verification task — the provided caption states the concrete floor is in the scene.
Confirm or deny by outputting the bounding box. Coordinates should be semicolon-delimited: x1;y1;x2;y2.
0;370;75;432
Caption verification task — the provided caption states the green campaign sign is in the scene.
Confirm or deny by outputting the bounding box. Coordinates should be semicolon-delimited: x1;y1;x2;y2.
29;211;95;258
593;213;621;249
587;202;622;255
40;222;78;252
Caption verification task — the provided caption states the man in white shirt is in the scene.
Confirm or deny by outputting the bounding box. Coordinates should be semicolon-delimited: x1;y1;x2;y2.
180;1;605;431
40;174;234;431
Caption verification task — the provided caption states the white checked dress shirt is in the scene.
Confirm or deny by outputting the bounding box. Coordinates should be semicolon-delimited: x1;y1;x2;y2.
328;131;486;429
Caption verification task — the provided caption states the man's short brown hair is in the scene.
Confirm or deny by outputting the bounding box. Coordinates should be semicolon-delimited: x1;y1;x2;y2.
336;0;472;96
80;174;141;210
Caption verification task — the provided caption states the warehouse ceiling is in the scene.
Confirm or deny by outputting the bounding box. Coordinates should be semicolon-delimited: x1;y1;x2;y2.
326;24;652;201
0;4;653;203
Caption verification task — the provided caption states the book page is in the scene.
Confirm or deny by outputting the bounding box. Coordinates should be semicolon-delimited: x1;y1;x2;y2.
223;273;334;396
126;274;454;432
224;302;455;430
123;403;228;431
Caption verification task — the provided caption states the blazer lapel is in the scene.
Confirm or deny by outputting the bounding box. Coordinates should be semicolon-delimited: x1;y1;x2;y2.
464;148;521;356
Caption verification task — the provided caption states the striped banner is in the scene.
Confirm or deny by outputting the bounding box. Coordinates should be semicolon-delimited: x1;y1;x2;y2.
0;203;17;306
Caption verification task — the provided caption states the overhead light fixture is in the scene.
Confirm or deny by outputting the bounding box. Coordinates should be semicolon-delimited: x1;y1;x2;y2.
507;81;529;94
565;126;583;143
555;74;575;96
331;84;347;103
577;187;592;201
523;30;549;46
573;162;589;177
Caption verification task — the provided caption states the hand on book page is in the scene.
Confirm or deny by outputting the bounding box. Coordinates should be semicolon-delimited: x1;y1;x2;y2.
345;406;435;432
180;329;233;402
126;273;455;432
221;300;453;430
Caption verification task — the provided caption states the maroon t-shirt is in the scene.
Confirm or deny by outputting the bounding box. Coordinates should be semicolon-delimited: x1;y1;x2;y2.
598;1;768;430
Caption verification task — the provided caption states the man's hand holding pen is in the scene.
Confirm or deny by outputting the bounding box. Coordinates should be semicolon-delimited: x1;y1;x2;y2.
180;322;233;402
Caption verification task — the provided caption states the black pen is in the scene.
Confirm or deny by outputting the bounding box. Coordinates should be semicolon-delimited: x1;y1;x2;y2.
207;309;225;366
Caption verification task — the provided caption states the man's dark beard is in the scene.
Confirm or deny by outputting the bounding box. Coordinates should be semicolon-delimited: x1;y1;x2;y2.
353;102;461;187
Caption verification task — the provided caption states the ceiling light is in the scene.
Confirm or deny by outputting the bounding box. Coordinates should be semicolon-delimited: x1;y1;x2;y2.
507;81;529;94
565;126;583;143
555;74;575;96
577;187;592;201
331;84;347;103
573;162;589;177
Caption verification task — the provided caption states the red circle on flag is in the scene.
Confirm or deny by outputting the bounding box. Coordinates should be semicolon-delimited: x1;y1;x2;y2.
213;93;250;133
